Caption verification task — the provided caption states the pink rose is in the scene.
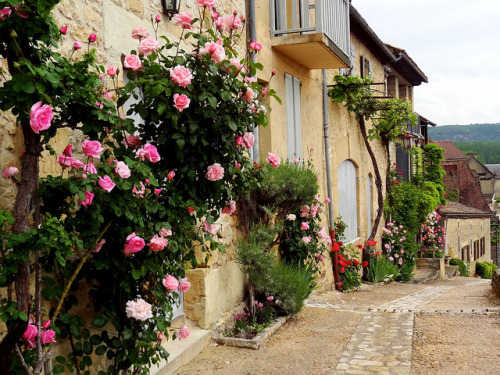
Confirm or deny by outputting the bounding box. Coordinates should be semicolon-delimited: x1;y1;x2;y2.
93;239;106;253
163;275;179;291
236;136;244;146
155;188;162;195
158;332;164;340
174;12;194;29
143;143;161;163
40;329;57;345
178;278;191;293
63;144;72;156
114;161;131;178
88;33;97;42
224;15;243;32
243;132;254;149
301;222;309;230
74;41;82;50
206;163;224;181
148;234;168;251
249;40;262;51
293;157;299;164
82;140;104;159
170;65;193;88
80;190;94;207
155;14;161;22
199;41;226;64
302;236;312;244
98;176;115;192
221;200;236;215
107;65;117;76
123;134;142;148
70;158;84;169
3;166;19;179
60;26;68;35
126;298;153;321
22;324;38;341
0;7;12;20
265;152;280;168
167;170;175;180
83;162;97;176
203;221;216;234
138;38;159;56
325;197;331;203
42;320;51;329
173;94;191;112
159;228;172;237
124;55;142;71
123;232;145;256
29;101;53;134
131;26;150;40
234;160;241;170
176;325;190;340
195;0;217;7
215;17;225;29
243;87;254;103
229;57;242;73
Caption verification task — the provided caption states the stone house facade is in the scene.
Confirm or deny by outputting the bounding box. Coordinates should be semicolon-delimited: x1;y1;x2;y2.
0;1;432;370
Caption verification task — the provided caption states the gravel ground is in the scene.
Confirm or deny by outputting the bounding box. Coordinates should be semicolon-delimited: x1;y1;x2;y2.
175;277;500;375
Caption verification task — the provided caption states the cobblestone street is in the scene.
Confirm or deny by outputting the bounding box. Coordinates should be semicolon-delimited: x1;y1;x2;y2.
175;277;500;375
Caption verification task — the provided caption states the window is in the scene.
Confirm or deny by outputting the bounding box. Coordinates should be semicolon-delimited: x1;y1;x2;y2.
338;160;358;242
285;73;302;161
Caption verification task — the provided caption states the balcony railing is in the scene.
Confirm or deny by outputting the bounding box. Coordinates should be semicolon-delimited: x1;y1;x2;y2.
270;0;350;67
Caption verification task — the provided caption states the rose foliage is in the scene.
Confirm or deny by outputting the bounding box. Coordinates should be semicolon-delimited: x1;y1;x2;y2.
0;1;277;374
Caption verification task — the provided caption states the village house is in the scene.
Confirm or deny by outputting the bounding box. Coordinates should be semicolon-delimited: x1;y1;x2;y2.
0;0;433;373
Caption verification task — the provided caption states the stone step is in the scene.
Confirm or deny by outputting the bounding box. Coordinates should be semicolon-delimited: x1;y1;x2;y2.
412;269;440;283
151;327;211;375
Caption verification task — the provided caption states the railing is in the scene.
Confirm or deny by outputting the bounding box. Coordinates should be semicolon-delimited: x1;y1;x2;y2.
270;0;350;56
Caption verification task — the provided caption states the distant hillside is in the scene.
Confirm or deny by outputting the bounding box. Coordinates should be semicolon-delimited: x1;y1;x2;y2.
454;142;500;164
428;123;500;142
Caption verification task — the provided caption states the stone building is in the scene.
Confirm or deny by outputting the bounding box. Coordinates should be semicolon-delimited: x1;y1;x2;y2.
0;0;432;372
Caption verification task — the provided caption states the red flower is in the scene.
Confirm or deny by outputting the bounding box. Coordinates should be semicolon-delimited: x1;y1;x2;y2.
187;207;194;213
398;172;403;176
356;244;363;249
340;267;345;273
362;261;368;268
331;242;340;252
353;259;359;266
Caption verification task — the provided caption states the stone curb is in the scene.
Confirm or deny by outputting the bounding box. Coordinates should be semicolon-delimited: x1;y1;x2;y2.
212;315;290;350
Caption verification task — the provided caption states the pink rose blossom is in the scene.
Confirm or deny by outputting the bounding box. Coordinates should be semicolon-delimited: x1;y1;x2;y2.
93;239;106;253
300;205;309;218
131;26;150;40
302;236;312;244
234;160;241;170
3;166;18;179
143;143;161;163
195;0;217;7
155;14;161;22
124;55;142;71
0;7;12;20
83;162;97;176
123;134;142;148
293;157;300;164
114;161;131;178
199;41;226;64
107;65;117;76
163;275;179;291
70;158;84;169
176;325;190;340
178;278;191;293
236;136;244;146
98;176;115;192
63;144;72;156
325;197;331;204
80;190;94;207
88;33;97;43
74;41;82;50
82;140;104;159
159;228;172;237
249;40;262;51
138;38;159;56
158;332;164;340
242;132;254;149
29;101;53;134
126;298;153;321
155;188;162;195
215;17;225;29
224;15;243;32
42;320;51;329
23;324;38;341
221;200;236;215
148;234;168;251
301;222;309;230
57;154;73;168
206;163;224;181
265;152;280;168
229;57;242;73
60;26;68;35
173;93;191;112
170;65;193;88
132;181;146;197
40;329;57;345
203;221;216;234
316;253;325;262
174;12;194;29
123;232;146;255
167;170;175;180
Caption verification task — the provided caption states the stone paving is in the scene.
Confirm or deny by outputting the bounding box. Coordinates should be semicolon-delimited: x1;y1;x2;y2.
326;284;480;375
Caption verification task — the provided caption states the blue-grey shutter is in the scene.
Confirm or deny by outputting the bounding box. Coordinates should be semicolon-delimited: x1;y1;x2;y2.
367;174;372;235
338;160;358;242
285;73;302;161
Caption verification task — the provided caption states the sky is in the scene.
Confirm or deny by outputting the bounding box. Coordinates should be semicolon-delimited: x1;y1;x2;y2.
352;0;500;126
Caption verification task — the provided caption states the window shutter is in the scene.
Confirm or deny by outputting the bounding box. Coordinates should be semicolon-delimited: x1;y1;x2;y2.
368;61;373;77
338;160;358;242
293;75;303;160
285;73;296;160
350;44;356;76
367;175;372;234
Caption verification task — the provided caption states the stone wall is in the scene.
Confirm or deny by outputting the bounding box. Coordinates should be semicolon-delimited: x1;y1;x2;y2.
492;269;500;297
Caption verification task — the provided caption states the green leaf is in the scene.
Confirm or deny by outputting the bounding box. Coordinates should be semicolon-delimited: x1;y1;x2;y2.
46;72;60;84
228;120;237;132
131;268;141;280
92;315;108;328
18;311;28;321
207;96;217;108
21;80;35;94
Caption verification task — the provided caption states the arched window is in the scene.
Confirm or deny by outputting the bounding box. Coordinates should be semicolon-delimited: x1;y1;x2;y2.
338;160;358;242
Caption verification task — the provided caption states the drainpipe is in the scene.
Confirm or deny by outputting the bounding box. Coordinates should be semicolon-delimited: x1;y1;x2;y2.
323;69;342;292
249;0;259;161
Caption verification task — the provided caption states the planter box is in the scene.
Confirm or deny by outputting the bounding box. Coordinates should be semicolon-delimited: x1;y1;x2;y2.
212;316;289;350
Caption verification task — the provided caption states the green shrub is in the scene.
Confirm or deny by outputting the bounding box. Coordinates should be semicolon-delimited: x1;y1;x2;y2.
476;261;498;279
398;261;415;282
256;263;315;315
367;256;400;283
450;258;470;276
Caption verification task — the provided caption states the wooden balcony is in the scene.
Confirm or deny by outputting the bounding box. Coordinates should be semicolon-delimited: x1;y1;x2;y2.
270;0;351;69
